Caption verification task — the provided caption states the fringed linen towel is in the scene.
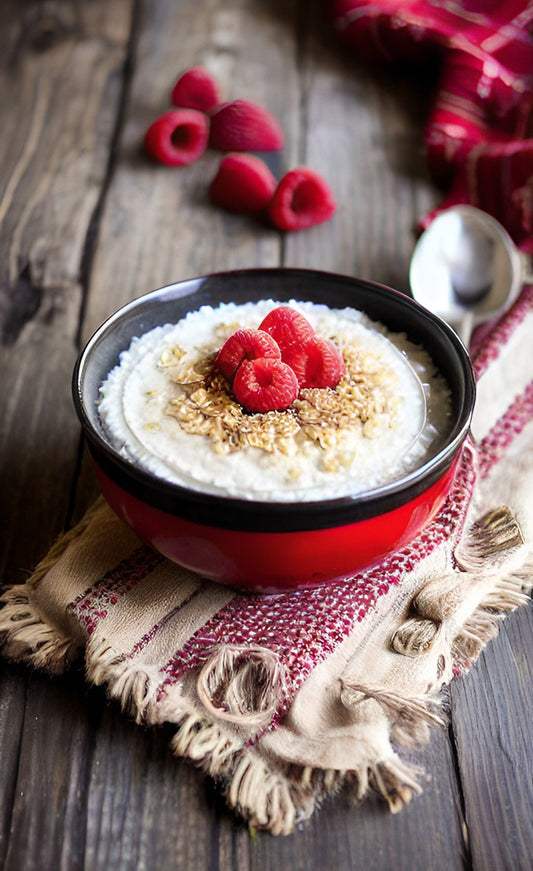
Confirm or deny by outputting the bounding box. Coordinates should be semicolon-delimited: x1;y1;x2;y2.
1;285;533;835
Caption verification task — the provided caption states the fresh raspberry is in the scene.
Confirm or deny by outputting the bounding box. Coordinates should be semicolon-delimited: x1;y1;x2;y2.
296;336;346;390
209;154;277;215
170;66;222;113
209;99;285;152
233;358;299;413
215;328;281;381
144;109;209;166
269;167;336;231
258;306;315;361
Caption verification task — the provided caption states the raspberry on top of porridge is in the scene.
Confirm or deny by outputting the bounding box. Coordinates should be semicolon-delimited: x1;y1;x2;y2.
98;300;451;502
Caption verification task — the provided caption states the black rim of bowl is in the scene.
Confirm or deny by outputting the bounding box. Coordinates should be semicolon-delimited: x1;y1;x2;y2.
73;267;476;532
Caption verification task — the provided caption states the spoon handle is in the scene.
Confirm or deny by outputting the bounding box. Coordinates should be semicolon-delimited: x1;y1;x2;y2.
457;309;475;349
520;251;533;285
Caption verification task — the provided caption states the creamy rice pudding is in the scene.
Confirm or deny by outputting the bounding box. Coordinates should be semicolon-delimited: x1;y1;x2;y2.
97;300;451;502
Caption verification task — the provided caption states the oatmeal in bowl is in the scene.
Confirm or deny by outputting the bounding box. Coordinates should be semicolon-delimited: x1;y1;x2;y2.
73;269;475;592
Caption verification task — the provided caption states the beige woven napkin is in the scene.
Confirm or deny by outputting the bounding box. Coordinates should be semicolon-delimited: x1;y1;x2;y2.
2;287;533;835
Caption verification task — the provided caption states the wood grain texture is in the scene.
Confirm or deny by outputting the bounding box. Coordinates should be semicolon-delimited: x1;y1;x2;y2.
1;1;532;869
450;601;533;871
1;668;95;871
0;0;133;579
0;667;26;870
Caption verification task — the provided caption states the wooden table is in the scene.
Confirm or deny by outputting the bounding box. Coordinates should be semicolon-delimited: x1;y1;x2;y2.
1;2;532;869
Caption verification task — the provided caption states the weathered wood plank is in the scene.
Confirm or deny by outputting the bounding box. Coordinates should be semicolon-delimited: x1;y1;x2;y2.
81;707;248;871
0;665;27;871
450;600;533;871
0;2;133;869
1;667;96;871
0;0;133;581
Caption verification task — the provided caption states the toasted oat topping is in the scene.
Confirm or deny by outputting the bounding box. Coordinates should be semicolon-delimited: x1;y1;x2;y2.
160;340;401;470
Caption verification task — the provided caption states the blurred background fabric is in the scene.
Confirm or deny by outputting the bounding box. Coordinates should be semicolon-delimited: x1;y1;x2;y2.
329;0;533;250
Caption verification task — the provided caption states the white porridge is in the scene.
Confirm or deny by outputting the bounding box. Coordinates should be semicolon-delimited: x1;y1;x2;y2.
97;299;451;501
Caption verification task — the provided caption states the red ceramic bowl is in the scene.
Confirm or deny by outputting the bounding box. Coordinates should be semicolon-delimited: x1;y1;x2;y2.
73;268;475;593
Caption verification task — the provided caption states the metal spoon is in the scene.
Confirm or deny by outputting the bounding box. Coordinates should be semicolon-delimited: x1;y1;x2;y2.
409;205;532;347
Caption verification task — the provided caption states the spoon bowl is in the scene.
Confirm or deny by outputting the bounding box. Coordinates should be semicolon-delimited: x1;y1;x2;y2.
409;206;527;346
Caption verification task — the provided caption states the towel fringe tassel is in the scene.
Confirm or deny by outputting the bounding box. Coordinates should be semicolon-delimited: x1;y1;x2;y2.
0;587;79;673
452;563;533;669
340;681;445;747
454;505;525;573
227;752;298;836
222;748;424;835
86;634;165;724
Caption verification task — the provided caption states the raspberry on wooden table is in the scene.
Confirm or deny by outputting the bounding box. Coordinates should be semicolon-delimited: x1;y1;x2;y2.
209;99;285;152
215;328;281;381
171;66;222;113
232;357;299;413
209;154;277;215
144;109;209;166
269;167;336;230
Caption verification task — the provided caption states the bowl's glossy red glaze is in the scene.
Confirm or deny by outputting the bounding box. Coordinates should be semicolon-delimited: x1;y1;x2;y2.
95;458;460;593
73;268;476;593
